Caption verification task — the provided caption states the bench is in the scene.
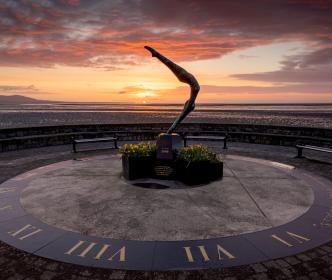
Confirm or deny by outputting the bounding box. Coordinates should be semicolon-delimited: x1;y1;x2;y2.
296;145;332;158
73;137;118;153
184;135;227;149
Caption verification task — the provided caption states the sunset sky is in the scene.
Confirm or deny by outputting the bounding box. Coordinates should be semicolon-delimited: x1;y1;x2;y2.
0;0;332;103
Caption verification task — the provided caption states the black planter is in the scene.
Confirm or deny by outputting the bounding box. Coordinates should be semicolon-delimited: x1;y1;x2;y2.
209;161;224;181
176;160;223;185
122;155;223;185
122;156;154;180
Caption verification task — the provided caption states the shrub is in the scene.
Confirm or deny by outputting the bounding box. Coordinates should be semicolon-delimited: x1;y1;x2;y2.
119;142;156;158
176;144;218;162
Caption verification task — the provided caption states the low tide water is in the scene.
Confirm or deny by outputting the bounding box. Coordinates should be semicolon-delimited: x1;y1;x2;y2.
0;103;331;129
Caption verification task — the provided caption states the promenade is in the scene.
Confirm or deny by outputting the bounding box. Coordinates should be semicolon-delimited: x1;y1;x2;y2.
0;142;332;280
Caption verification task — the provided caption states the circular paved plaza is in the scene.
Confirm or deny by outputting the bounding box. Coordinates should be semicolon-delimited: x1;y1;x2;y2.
0;142;332;279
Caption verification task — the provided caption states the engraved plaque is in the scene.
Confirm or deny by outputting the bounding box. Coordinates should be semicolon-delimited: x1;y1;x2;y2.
154;165;174;177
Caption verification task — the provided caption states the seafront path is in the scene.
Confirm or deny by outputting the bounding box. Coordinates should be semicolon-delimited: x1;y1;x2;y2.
0;142;332;280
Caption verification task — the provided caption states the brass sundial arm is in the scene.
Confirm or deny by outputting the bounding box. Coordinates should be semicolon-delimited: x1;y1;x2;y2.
144;46;200;134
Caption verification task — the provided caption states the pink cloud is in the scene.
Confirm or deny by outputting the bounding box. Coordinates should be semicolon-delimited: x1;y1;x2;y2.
0;0;331;71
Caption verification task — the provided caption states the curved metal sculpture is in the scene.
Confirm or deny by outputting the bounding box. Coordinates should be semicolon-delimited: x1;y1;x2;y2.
144;46;200;134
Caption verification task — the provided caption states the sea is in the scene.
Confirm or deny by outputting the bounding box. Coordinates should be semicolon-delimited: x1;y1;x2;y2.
0;103;331;129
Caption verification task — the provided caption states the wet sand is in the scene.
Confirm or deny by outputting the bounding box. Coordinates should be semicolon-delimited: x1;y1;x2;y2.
0;110;331;129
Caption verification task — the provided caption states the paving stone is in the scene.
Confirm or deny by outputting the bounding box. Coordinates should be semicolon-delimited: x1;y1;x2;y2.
308;272;320;278
308;272;327;280
307;252;318;259
303;262;315;272
297;254;311;262
321;245;332;253
251;263;267;273
45;262;60;271
281;268;294;276
285;256;300;265
322;267;332;276
6;274;25;280
176;271;193;280
110;270;126;279
79;270;93;277
69;276;88;280
253;273;270;280
316;249;327;256
0;256;8;266
320;255;331;263
295;277;310;280
24;256;46;267
176;274;186;280
275;259;290;268
40;271;58;280
264;260;281;269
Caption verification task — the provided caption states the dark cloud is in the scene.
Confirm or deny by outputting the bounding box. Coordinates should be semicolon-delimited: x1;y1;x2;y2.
231;47;332;84
299;47;332;67
0;0;331;69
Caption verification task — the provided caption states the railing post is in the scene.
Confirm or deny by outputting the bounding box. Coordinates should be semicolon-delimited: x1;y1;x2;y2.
223;137;227;149
72;138;77;153
297;147;303;158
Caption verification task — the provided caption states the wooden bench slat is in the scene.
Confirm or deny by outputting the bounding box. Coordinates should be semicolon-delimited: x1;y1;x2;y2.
295;144;332;158
185;136;225;140
73;137;118;153
306;148;332;153
296;144;332;150
184;135;227;149
297;145;332;152
74;137;116;143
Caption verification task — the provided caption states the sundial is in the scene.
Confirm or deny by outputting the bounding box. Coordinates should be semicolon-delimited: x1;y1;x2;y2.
1;154;332;270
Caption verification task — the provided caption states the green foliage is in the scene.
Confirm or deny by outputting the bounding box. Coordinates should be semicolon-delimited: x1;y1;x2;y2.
177;144;218;162
119;142;156;158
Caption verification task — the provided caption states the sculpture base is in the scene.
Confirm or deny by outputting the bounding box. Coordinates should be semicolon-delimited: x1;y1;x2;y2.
156;133;183;160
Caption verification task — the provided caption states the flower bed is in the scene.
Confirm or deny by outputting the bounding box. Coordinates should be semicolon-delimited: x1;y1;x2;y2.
176;145;223;185
119;143;223;185
120;143;156;180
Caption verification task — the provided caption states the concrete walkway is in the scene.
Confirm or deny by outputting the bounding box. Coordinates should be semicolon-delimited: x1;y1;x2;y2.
0;142;332;279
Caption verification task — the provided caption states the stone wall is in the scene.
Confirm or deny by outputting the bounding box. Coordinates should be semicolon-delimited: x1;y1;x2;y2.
0;123;331;152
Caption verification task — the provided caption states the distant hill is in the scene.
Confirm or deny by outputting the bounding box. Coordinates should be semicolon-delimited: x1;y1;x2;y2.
0;95;58;104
